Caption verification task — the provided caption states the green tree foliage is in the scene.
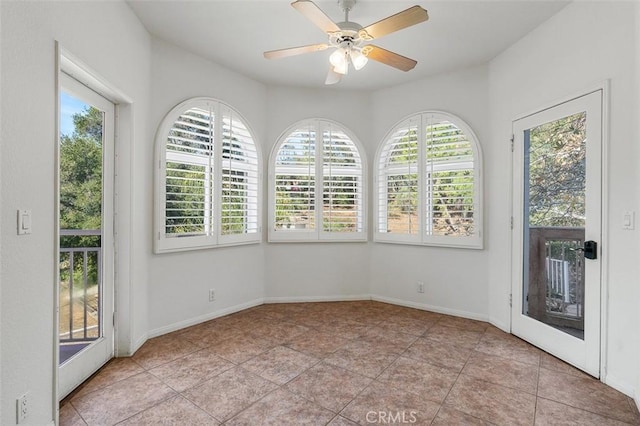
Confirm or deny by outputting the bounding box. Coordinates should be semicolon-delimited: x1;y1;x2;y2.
59;106;103;286
60;107;103;244
528;112;586;227
221;170;249;235
383;123;475;236
165;162;207;235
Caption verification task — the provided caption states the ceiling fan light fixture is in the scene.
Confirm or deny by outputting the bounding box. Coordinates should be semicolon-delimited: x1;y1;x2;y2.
350;48;368;70
265;1;428;83
333;58;348;75
329;47;347;68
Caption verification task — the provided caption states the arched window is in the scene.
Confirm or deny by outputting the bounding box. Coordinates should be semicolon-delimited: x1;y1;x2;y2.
376;111;482;248
155;98;260;252
270;119;366;242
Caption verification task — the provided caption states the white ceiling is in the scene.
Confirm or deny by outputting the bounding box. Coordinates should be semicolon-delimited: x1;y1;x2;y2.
127;0;568;90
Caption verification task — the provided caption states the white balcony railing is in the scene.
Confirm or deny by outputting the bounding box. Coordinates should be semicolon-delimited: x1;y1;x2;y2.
59;229;101;343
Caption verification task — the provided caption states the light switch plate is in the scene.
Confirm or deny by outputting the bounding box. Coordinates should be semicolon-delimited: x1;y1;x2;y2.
17;210;32;235
623;210;635;230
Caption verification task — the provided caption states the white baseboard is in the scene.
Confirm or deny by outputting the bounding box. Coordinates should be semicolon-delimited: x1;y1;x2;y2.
264;294;371;304
488;317;510;333
141;295;491;351
131;333;148;355
371;294;489;322
602;373;635;399
146;298;265;339
635;394;640;414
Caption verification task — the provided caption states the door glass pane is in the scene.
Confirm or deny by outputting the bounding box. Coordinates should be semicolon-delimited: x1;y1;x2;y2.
523;112;586;340
59;92;104;364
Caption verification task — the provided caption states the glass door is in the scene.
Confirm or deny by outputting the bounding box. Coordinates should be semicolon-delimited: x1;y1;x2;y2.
58;72;115;398
512;90;602;376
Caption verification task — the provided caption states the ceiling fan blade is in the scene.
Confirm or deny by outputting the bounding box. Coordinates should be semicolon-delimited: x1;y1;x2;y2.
264;43;329;59
360;5;428;40
291;0;340;34
362;45;417;72
325;66;342;85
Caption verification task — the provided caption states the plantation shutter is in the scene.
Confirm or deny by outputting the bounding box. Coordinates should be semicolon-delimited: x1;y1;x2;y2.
165;106;214;238
157;98;261;252
220;108;259;236
378;117;419;235
375;111;481;248
271;119;366;241
424;117;475;237
322;125;363;233
274;125;316;231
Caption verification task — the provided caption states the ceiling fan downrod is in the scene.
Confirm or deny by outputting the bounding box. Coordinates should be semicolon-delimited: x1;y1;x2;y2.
339;0;357;22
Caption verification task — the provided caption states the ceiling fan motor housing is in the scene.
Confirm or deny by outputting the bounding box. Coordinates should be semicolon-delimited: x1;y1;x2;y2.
264;0;428;83
330;21;368;50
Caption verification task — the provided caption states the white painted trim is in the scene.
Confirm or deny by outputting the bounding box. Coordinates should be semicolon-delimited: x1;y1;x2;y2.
154;97;263;254
142;295;495;356
145;298;265;339
57;64;117;400
58;49;132;104
264;295;372;304
53;41;62;426
603;374;636;399
512;80;607;123
55;42;136;403
636;395;640;415
371;295;489;322
115;101;135;358
129;333;149;357
510;87;605;378
488;318;510;333
373;110;484;249
598;80;610;385
268;118;368;243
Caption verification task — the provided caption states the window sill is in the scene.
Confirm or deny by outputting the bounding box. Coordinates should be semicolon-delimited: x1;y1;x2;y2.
154;237;261;254
373;234;483;250
268;233;368;243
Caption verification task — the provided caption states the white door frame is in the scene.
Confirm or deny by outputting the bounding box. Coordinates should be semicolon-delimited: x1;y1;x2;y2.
54;43;135;421
510;82;609;378
57;71;116;398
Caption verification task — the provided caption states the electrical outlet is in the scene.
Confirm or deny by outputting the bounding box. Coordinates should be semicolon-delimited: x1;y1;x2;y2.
209;289;216;302
417;281;425;293
16;392;28;423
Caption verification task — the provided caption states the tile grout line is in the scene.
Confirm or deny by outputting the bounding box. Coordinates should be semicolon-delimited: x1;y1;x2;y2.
537;366;638;423
434;327;488;422
535;395;639;426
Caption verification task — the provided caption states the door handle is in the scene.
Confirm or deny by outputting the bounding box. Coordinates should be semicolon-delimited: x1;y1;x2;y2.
583;240;597;260
570;241;597;259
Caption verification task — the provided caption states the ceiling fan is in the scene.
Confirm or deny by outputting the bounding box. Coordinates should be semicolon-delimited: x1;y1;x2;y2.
264;0;429;85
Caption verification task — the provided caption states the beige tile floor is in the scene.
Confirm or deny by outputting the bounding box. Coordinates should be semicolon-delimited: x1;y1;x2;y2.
60;301;640;425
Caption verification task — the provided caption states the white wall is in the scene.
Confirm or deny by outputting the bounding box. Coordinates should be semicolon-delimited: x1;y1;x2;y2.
145;44;375;330
146;39;269;335
368;65;490;320
636;2;640;411
488;2;638;396
0;2;3;422
2;3;639;424
264;87;373;301
0;1;150;424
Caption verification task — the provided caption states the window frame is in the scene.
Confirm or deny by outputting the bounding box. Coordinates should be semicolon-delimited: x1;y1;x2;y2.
374;111;483;249
154;97;262;253
269;118;367;243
